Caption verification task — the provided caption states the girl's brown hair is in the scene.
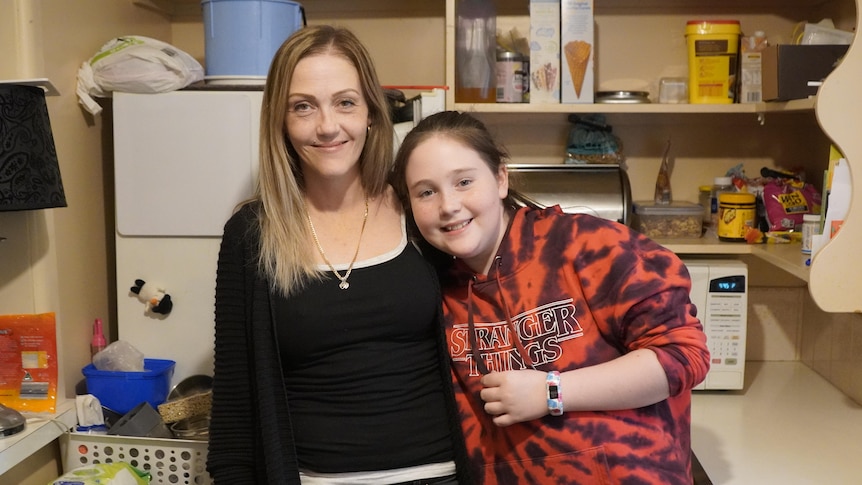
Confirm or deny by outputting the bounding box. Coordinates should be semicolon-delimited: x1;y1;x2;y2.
391;111;537;266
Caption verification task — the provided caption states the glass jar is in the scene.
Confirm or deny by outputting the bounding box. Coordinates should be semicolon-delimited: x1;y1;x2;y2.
496;51;526;103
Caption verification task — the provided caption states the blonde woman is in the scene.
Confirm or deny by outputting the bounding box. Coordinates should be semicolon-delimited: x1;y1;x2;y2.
207;26;471;485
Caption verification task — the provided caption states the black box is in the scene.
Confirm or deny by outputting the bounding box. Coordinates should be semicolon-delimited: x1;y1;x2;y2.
762;44;849;101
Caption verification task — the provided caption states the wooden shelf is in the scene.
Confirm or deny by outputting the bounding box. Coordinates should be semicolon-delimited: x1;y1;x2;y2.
659;235;810;281
451;98;816;115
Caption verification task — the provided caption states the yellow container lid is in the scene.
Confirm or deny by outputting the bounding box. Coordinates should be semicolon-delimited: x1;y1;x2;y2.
686;20;741;36
718;192;755;204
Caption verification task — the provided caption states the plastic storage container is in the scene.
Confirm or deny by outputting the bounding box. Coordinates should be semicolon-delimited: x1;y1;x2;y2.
717;192;757;242
633;201;704;239
83;359;175;415
455;0;496;103
201;0;305;78
62;432;211;485
686;20;741;104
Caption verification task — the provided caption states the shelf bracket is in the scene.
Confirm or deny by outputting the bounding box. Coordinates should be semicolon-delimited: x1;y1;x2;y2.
757;112;766;126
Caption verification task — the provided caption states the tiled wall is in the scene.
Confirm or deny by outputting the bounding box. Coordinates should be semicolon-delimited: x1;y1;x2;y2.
746;287;803;362
746;285;862;405
801;294;862;404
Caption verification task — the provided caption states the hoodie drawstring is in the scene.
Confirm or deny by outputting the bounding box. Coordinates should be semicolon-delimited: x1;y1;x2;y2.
466;256;535;375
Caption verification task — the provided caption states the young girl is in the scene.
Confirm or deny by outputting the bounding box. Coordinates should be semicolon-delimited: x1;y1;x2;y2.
392;111;710;485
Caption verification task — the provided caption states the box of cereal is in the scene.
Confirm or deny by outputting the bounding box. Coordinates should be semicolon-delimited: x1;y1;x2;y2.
529;0;561;104
561;0;594;103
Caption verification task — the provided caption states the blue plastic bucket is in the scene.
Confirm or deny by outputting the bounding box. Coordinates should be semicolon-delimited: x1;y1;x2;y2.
82;359;176;415
202;0;305;78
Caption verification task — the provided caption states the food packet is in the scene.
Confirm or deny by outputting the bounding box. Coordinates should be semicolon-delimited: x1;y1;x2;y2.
761;178;822;232
49;462;150;485
0;313;58;413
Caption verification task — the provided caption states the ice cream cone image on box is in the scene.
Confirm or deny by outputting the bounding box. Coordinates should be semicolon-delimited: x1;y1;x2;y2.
564;40;591;98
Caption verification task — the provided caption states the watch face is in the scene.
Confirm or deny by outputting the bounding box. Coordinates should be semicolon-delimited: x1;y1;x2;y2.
549;386;559;399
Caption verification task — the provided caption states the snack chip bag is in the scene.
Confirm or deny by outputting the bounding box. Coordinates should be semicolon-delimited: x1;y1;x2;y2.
761;178;822;232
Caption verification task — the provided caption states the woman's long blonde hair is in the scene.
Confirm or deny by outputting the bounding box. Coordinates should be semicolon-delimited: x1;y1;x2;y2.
254;25;394;296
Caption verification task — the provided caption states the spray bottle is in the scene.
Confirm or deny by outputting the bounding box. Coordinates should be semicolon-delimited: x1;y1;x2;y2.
91;318;106;360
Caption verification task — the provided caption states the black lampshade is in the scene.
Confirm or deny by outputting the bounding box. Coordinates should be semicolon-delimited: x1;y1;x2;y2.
0;84;67;211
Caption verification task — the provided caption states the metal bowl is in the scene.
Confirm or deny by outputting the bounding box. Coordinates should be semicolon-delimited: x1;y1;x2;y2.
168;374;213;401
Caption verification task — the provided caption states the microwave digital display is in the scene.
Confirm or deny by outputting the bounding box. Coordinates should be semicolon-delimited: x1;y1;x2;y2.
709;275;746;293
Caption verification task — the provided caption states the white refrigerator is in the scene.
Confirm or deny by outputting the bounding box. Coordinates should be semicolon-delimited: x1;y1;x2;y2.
113;89;263;385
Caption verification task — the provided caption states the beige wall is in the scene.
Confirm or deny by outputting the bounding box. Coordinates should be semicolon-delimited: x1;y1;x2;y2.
1;1;171;483
1;0;858;482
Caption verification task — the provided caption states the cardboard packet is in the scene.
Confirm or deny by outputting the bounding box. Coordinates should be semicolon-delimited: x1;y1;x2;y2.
561;0;595;103
529;0;561;104
0;313;58;413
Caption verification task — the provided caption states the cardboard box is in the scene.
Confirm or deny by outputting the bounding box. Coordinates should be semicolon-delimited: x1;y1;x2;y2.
529;0;561;104
762;44;849;101
561;0;595;103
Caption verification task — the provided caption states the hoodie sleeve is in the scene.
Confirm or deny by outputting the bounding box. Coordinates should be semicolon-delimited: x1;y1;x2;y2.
611;231;710;396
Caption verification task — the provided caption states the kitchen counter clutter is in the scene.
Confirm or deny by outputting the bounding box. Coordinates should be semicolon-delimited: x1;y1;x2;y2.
0;399;76;476
692;361;862;484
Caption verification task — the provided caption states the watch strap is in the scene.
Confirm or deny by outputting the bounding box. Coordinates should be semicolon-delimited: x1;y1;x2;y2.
546;371;563;416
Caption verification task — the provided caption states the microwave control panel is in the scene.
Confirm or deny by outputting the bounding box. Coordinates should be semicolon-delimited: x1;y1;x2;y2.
684;260;748;391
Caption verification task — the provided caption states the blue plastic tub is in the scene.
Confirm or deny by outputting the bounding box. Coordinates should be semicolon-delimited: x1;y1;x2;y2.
201;0;305;77
82;358;175;415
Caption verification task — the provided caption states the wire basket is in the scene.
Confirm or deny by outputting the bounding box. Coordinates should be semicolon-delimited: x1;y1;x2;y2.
61;432;212;485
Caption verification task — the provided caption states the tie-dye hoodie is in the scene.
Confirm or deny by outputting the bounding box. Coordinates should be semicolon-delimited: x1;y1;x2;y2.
439;205;710;485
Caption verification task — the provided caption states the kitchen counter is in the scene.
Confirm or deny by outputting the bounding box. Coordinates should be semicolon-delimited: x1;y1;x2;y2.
0;399;76;476
692;361;862;484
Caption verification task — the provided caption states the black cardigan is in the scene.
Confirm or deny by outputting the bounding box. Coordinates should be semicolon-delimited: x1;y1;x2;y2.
206;203;473;484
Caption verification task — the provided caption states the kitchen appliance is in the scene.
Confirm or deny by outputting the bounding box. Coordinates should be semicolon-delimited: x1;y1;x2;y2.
113;90;264;385
684;259;748;391
508;164;632;225
0;403;26;437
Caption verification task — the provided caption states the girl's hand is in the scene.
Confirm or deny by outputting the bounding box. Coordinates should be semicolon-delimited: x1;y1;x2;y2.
479;369;550;427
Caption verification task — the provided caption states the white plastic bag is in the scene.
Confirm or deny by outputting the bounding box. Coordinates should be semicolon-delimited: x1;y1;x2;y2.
76;36;204;115
93;340;145;372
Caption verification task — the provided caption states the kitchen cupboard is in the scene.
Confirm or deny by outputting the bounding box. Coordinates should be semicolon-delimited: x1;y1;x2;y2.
442;0;858;308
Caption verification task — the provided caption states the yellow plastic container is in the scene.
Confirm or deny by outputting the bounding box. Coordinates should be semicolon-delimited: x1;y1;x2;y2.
718;192;756;242
686;20;741;104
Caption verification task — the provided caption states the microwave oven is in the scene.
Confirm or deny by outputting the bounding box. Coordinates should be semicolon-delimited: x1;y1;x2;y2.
683;259;748;391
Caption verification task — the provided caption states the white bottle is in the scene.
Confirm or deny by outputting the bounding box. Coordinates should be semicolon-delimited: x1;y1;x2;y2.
802;213;821;254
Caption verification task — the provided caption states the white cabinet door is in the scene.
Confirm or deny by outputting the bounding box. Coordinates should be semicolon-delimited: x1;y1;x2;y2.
114;90;262;236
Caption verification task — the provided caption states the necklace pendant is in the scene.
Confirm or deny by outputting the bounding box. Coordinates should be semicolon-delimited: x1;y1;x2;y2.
339;280;350;290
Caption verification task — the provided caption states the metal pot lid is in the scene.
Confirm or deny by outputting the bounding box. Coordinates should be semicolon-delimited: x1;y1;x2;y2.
595;91;651;104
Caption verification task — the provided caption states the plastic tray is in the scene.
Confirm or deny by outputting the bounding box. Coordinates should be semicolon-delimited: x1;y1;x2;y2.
61;432;212;485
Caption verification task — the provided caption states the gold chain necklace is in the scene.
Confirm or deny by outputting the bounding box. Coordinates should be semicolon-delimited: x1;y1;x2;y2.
305;196;369;290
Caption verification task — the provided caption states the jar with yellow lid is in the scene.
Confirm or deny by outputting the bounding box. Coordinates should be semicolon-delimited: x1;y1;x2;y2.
718;192;756;242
